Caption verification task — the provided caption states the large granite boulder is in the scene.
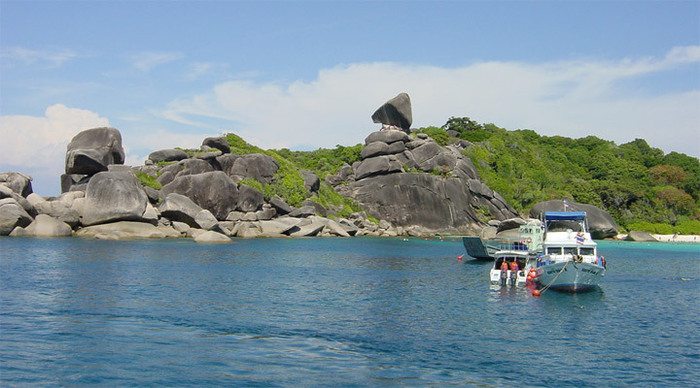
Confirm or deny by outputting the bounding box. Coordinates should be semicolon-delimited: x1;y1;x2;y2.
148;149;189;164
364;129;409;145
371;93;412;130
225;153;278;184
157;159;214;186
159;193;211;228
161;171;238;220
0;172;33;197
0;198;33;235
353;155;403;180
349;173;482;233
14;214;72;237
301;170;320;193
529;200;619;239
202;136;231;154
75;221;179;239
626;231;658;242
194;230;231;243
79;171;149;226
33;199;80;227
65;127;125;175
237;184;264;212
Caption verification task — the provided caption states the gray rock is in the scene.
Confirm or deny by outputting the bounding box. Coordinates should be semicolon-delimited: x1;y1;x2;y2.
34;200;80;227
161;171;239;220
0;198;33;235
302;200;327;217
0;172;33;197
14;214;72;237
324;219;351;237
148;148;189;164
259;218;300;235
325;164;355;186
371;93;412;130
143;186;162;204
288;205;315;218
159;193;212;229
142;202;160;225
195;146;222;160
529;200;619;239
349;173;482;234
75;221;175;239
354;155;403;180
395;150;418;169
60;173;90;193
237;184;264;212
301;170;320;193
202;136;231;154
288;216;326;237
157;159;215;186
215;154;240;175
194;230;231;243
406;139;426;149
626;231;658;242
269;195;293;215
225;153;278;184
255;206;277;221
65;127;125;175
364;129;409;145
496;218;527;233
79;171;149;226
226;211;245;221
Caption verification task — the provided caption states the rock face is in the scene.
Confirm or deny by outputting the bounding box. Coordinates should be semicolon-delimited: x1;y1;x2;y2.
194;230;231;243
224;154;278;183
0;198;33;235
202;137;231;154
148;149;189;164
157;159;214;186
79;171;149;226
371;93;412;130
75;221;178;239
626;231;658;242
350;173;483;233
15;214;72;237
161;171;238;220
529;200;619;239
65;127;125;175
0;172;33;197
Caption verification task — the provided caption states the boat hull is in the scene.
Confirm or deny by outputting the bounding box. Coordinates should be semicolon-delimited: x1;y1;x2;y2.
535;261;605;292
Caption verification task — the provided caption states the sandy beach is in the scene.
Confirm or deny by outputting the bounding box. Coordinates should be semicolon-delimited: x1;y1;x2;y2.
652;234;700;243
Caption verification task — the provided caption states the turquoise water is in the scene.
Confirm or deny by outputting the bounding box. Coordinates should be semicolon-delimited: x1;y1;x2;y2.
1;237;698;386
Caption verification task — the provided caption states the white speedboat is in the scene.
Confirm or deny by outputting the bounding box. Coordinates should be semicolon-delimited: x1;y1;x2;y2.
534;211;606;292
489;250;532;287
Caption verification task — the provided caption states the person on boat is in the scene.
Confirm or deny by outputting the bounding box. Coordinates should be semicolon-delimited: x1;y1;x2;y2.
509;260;519;285
500;260;509;285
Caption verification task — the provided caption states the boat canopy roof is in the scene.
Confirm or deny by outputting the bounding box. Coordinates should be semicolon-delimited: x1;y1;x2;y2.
544;211;587;221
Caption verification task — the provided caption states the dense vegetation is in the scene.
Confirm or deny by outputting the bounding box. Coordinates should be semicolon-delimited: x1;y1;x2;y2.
206;117;698;234
415;117;699;234
225;134;363;217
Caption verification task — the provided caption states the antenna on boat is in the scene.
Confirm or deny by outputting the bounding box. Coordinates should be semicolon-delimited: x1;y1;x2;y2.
563;199;569;211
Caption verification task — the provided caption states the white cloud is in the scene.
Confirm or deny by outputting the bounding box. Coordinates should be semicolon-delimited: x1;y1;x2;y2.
130;51;183;71
0;47;77;67
0;104;110;168
160;46;700;156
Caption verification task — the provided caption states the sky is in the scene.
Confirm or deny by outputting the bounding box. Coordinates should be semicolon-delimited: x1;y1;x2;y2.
1;0;699;195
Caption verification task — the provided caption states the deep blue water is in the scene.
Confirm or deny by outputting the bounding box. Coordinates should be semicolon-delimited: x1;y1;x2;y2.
1;237;698;386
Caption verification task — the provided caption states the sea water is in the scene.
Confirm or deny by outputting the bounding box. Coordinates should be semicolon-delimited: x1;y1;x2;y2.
1;237;698;386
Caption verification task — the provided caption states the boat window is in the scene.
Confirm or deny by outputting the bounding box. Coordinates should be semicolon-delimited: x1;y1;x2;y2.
564;247;577;255
579;247;595;255
546;247;561;255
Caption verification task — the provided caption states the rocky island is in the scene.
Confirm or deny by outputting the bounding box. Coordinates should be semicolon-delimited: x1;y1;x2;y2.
3;93;694;243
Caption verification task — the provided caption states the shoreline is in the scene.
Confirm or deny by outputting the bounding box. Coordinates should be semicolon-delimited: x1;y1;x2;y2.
614;233;700;244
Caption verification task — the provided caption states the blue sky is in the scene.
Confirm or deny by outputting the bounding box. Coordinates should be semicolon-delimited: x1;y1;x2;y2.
1;0;699;195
